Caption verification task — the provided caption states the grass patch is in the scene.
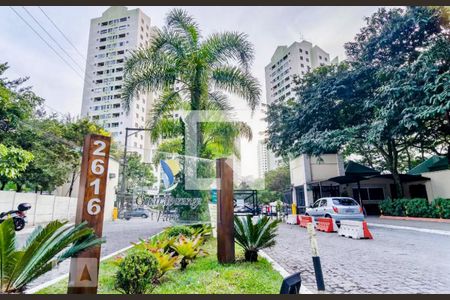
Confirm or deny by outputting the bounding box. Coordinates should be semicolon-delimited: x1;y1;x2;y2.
37;238;282;294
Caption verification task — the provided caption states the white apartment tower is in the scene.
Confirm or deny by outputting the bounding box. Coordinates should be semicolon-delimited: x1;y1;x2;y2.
81;6;155;161
257;140;269;178
265;40;333;105
263;40;335;173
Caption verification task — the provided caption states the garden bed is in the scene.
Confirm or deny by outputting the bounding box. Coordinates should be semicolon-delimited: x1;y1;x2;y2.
37;238;282;294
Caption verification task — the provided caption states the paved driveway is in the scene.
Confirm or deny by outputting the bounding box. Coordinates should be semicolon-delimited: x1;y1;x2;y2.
264;221;450;294
18;218;170;290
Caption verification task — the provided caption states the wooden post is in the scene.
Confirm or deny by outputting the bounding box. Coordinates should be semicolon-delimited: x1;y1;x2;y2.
216;158;235;264
67;134;111;294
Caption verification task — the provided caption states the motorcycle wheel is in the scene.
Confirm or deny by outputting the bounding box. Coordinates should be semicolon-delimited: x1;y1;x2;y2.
13;217;25;231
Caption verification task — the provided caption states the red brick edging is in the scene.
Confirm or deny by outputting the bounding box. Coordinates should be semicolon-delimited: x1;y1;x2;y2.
380;215;450;223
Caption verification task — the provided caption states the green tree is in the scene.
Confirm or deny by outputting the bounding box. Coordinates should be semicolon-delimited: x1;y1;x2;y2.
125;152;156;192
0;144;33;188
123;8;261;154
267;7;449;197
264;165;290;193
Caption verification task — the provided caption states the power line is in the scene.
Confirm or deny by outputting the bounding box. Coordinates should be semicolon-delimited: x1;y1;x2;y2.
21;7;85;74
38;6;87;61
9;6;85;82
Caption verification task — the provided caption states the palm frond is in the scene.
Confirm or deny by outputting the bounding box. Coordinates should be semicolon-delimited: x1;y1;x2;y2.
207;91;233;111
0;219;17;291
147;89;184;134
234;216;280;253
202;31;254;70
166;8;201;48
211;66;261;111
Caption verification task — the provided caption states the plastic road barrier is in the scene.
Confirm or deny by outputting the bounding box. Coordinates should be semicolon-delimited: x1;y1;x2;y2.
315;217;337;233
286;214;298;224
338;220;373;239
299;215;313;228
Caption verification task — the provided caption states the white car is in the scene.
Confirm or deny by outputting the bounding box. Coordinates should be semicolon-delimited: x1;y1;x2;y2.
305;197;364;225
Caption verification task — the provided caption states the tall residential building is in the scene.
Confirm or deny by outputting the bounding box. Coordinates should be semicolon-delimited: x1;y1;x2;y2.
263;40;335;173
264;40;334;105
80;6;156;162
257;140;269;178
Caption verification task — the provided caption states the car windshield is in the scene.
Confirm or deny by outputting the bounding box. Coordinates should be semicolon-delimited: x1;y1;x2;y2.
332;198;358;206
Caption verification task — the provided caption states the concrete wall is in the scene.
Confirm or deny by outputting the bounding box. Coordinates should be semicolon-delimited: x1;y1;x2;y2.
422;169;450;200
290;154;344;186
0;158;119;225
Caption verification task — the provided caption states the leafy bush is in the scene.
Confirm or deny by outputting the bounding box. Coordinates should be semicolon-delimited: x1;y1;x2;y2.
153;251;179;279
379;198;450;219
135;233;175;253
164;225;194;238
234;216;280;262
0;219;103;293
114;250;159;294
432;198;450;219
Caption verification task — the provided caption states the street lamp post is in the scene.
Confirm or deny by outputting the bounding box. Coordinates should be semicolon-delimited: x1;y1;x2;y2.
119;127;153;209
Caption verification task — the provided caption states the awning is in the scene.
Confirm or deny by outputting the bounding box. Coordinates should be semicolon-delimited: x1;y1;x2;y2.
375;174;430;182
328;175;368;184
345;161;380;176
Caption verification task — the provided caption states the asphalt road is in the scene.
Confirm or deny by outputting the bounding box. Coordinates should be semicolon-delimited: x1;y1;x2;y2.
18;218;170;290
264;221;450;294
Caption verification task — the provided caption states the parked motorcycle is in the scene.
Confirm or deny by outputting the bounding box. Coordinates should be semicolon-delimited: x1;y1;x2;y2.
0;203;32;231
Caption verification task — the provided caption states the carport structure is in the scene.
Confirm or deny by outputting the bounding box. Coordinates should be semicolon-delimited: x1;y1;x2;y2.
316;161;429;215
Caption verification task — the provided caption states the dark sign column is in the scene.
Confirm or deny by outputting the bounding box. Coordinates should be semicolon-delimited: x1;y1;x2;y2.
68;134;111;294
216;158;235;263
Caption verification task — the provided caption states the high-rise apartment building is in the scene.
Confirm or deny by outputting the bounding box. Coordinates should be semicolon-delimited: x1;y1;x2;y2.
265;40;334;105
80;6;156;161
262;40;336;174
257;140;269;178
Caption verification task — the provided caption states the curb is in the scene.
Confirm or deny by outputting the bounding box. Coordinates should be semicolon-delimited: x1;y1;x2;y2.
379;215;450;223
259;250;314;294
368;223;450;236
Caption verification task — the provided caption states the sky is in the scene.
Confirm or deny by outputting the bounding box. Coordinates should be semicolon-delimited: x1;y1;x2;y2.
0;6;385;178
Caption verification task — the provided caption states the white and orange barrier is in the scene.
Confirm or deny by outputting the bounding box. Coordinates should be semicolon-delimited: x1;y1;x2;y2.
315;217;338;233
299;215;313;228
338;220;373;239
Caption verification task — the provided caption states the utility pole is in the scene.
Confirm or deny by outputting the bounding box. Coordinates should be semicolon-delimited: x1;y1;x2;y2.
119;127;153;210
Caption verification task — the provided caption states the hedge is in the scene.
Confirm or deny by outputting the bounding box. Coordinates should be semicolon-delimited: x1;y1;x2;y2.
379;198;450;219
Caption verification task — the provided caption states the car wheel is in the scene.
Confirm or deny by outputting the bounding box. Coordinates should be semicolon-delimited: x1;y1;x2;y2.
305;213;309;216
125;217;131;221
141;214;148;218
324;214;332;219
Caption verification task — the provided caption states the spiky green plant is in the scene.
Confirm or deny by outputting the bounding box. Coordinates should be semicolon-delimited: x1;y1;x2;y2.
234;216;280;262
0;218;104;293
170;235;204;270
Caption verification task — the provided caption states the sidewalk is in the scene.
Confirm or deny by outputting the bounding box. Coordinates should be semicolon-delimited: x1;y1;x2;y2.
366;216;450;237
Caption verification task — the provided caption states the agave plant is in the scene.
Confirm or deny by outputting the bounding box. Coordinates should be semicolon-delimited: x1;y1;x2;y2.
0;218;104;293
234;216;280;262
170;235;204;270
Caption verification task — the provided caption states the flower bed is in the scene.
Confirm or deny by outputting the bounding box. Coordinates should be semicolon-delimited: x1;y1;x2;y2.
37;226;282;294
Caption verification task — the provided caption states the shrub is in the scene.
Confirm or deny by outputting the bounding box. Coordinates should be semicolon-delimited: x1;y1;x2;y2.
164;225;194;238
234;216;280;262
114;250;159;294
135;233;175;253
153;251;179;279
170;235;204;270
404;198;430;217
432;198;450;219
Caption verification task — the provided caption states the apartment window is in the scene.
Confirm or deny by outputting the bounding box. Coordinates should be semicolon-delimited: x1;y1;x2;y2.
325;57;328;62
99;37;106;42
319;55;323;60
320;63;325;66
301;64;304;68
120;17;127;22
306;58;310;62
305;50;309;54
299;49;303;53
300;56;303;60
111;122;119;128
101;21;108;26
113;103;120;108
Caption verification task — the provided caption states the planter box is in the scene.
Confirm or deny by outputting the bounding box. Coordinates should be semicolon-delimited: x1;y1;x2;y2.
380;215;450;223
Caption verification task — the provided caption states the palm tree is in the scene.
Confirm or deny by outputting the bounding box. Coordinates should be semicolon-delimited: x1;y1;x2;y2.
234;216;280;262
123;8;261;153
0;218;104;293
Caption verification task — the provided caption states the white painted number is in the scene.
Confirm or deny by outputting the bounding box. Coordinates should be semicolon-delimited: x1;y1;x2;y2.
91;159;105;175
87;198;101;215
93;140;106;156
90;178;100;195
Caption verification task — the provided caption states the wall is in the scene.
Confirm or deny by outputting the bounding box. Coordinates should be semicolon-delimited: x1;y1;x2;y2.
1;158;119;225
0;191;77;225
422;169;450;200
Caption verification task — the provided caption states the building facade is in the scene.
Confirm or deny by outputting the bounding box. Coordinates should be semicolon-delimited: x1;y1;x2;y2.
263;40;335;174
80;6;156;162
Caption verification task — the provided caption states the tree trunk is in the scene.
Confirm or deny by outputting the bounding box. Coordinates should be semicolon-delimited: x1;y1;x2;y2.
244;250;258;262
68;170;77;197
0;181;6;190
16;184;22;193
